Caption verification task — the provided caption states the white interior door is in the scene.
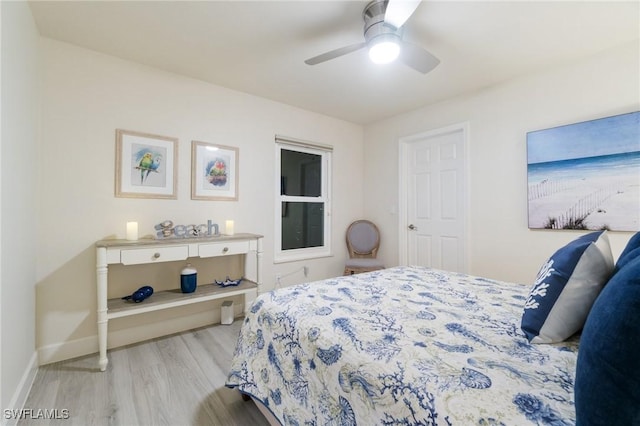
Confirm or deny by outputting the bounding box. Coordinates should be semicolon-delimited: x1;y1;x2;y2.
399;124;468;272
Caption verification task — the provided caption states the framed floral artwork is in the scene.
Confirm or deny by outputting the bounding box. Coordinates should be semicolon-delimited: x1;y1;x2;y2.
115;129;178;199
191;141;239;200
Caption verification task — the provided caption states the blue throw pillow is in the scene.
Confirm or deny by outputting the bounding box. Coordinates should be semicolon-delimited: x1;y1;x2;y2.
616;246;640;273
521;231;614;343
575;254;640;425
613;231;640;274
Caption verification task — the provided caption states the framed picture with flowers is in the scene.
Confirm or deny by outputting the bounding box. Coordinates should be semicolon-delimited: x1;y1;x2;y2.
191;141;239;200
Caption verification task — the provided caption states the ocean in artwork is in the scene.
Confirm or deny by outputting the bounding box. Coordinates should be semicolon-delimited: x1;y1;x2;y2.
527;152;640;231
528;151;640;184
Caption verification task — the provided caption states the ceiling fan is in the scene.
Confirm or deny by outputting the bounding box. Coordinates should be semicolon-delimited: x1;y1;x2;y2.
304;0;440;74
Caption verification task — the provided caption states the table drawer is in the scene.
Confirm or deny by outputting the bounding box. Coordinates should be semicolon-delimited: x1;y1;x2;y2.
199;241;249;258
121;245;189;265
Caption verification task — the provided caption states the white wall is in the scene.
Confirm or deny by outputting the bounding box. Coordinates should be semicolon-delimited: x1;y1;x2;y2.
36;38;364;364
364;40;640;285
1;1;40;419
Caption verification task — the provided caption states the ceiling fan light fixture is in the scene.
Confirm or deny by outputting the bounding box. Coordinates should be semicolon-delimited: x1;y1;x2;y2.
304;0;439;74
368;38;400;64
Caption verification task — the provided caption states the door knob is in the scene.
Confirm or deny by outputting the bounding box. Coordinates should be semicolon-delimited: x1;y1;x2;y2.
408;224;417;230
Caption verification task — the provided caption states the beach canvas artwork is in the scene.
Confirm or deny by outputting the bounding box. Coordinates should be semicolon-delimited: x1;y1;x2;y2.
527;111;640;231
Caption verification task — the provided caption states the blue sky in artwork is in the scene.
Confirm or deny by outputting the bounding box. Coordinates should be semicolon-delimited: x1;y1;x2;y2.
527;111;640;164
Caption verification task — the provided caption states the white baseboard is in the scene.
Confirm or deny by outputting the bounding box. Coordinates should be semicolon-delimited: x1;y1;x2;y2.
38;303;244;366
3;352;38;426
37;334;98;367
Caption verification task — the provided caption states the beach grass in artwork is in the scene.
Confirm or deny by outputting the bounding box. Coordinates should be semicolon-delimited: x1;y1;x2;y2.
527;111;640;231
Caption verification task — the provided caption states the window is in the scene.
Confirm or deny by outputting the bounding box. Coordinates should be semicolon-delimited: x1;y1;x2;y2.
275;136;332;262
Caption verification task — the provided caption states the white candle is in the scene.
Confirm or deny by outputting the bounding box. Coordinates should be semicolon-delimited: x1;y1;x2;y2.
225;220;235;236
126;221;138;241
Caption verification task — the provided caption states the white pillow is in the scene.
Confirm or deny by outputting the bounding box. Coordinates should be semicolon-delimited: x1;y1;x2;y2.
521;230;614;343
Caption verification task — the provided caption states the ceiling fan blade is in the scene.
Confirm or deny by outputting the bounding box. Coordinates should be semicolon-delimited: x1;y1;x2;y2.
305;42;367;65
399;41;440;74
384;0;421;29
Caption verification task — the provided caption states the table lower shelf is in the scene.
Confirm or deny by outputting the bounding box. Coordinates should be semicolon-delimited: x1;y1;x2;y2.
107;280;258;319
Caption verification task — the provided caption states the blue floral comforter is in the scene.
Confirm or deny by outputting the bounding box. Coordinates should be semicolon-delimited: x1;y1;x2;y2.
226;266;578;425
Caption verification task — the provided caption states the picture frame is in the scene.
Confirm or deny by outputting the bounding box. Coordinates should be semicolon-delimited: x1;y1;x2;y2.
191;141;239;201
527;111;640;231
115;129;178;199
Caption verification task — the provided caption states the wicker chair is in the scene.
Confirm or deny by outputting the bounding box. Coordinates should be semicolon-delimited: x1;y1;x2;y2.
344;220;385;275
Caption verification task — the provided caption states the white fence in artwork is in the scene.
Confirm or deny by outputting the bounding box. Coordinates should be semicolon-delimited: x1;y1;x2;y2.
529;181;624;229
528;179;578;201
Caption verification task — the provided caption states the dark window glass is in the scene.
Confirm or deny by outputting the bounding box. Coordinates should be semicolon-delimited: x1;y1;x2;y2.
281;202;324;250
281;149;321;197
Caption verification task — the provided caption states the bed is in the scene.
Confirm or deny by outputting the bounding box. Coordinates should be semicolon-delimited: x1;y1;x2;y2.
226;265;579;425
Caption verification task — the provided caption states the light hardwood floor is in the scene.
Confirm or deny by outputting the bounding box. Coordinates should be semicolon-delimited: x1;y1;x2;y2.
19;320;271;426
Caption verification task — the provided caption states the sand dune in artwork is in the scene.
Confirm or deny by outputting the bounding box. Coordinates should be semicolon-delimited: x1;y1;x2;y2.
528;172;639;231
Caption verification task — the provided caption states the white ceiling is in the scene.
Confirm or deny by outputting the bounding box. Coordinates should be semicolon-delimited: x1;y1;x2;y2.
29;0;640;124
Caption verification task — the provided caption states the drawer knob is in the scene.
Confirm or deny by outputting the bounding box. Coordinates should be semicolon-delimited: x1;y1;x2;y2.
222;247;229;253
153;252;161;259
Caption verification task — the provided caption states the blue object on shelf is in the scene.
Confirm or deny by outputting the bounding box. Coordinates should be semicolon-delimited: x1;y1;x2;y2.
215;277;243;287
122;285;154;303
181;263;197;293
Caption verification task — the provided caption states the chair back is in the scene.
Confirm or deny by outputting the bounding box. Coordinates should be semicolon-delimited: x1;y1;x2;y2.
346;220;380;258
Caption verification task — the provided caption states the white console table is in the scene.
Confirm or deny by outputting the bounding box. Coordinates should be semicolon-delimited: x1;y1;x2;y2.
95;233;263;371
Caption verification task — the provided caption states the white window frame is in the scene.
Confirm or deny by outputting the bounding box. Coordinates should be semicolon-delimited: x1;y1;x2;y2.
275;136;332;263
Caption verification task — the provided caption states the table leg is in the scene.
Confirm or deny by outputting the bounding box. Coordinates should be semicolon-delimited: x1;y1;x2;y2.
96;247;109;371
